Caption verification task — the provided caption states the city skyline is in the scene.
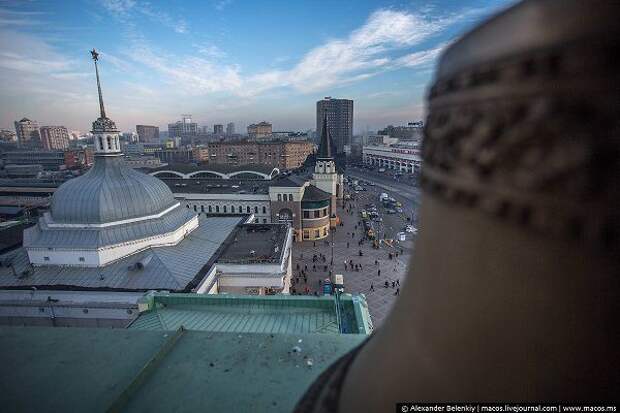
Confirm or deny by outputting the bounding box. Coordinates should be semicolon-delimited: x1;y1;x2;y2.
0;0;513;133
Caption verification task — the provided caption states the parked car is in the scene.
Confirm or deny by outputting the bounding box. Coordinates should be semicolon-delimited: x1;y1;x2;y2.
386;209;397;214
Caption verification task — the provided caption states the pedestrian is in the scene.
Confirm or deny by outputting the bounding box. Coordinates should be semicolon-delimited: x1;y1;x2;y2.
396;279;400;286
324;265;328;272
395;288;400;295
313;241;316;247
378;269;381;276
392;281;395;288
384;281;389;288
360;264;363;270
304;264;308;271
370;283;374;292
347;242;350;248
344;260;347;269
313;264;316;271
375;259;378;266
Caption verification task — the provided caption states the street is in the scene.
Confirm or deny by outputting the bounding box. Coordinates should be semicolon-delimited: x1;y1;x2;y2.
291;171;422;328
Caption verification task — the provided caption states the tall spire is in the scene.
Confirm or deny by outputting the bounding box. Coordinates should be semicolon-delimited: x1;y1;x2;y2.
91;49;106;119
318;113;333;159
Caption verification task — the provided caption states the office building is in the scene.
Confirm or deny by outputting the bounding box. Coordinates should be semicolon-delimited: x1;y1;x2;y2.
247;121;272;139
40;126;70;150
378;122;424;141
206;140;313;169
168;115;197;143
214;124;224;135
136;125;159;143
14;118;41;148
226;122;235;135
0;129;17;143
316;97;353;154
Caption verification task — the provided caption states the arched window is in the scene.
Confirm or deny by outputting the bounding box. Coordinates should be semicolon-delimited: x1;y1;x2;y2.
289;194;293;201
223;205;227;213
262;206;266;214
98;136;104;150
254;206;258;213
216;205;220;213
246;206;250;213
231;205;235;213
208;205;212;213
201;205;204;213
277;194;282;202
193;205;197;212
107;136;112;149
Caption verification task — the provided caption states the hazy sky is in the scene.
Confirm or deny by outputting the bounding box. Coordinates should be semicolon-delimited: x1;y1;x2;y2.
0;0;513;134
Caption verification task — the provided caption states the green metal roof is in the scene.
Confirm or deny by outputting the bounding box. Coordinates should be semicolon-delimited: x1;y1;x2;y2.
130;292;372;335
0;326;365;413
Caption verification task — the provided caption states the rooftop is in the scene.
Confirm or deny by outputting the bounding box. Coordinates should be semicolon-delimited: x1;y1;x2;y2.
302;185;331;202
217;223;290;264
163;178;273;195
0;216;243;292
0;325;364;413
130;292;373;335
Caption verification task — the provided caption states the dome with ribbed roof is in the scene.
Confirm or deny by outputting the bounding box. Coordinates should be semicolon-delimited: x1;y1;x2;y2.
51;156;178;224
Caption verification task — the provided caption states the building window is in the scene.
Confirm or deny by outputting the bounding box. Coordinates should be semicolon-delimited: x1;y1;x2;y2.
263;219;267;223
314;210;320;218
323;227;328;236
303;230;309;239
43;256;50;261
223;205;227;213
107;136;112;149
289;194;293;201
246;206;250;213
277;194;282;202
254;206;258;213
255;218;259;223
216;206;220;213
323;208;328;217
208;205;212;213
303;211;310;219
231;205;235;213
193;205;197;212
187;204;189;208
314;229;320;238
201;205;204;213
262;206;266;214
79;257;85;262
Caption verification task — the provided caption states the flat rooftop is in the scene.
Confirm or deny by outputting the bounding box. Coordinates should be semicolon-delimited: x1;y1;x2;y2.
217;223;290;264
0;326;364;413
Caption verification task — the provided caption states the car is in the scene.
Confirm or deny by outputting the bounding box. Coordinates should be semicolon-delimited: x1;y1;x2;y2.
369;182;375;186
396;207;403;213
386;209;396;214
405;225;418;234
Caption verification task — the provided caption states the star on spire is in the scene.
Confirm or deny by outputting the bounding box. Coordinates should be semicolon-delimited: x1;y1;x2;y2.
90;48;99;62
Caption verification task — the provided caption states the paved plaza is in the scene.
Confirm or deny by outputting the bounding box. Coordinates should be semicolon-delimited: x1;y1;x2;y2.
291;186;417;328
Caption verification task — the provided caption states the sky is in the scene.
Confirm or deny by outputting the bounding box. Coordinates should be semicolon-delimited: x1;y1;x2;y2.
0;0;514;134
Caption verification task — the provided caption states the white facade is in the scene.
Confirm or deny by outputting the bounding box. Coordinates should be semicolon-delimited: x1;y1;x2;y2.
216;227;293;295
26;212;199;267
363;144;422;173
177;193;272;223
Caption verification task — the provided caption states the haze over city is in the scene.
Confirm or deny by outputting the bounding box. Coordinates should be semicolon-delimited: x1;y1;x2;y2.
1;0;511;133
